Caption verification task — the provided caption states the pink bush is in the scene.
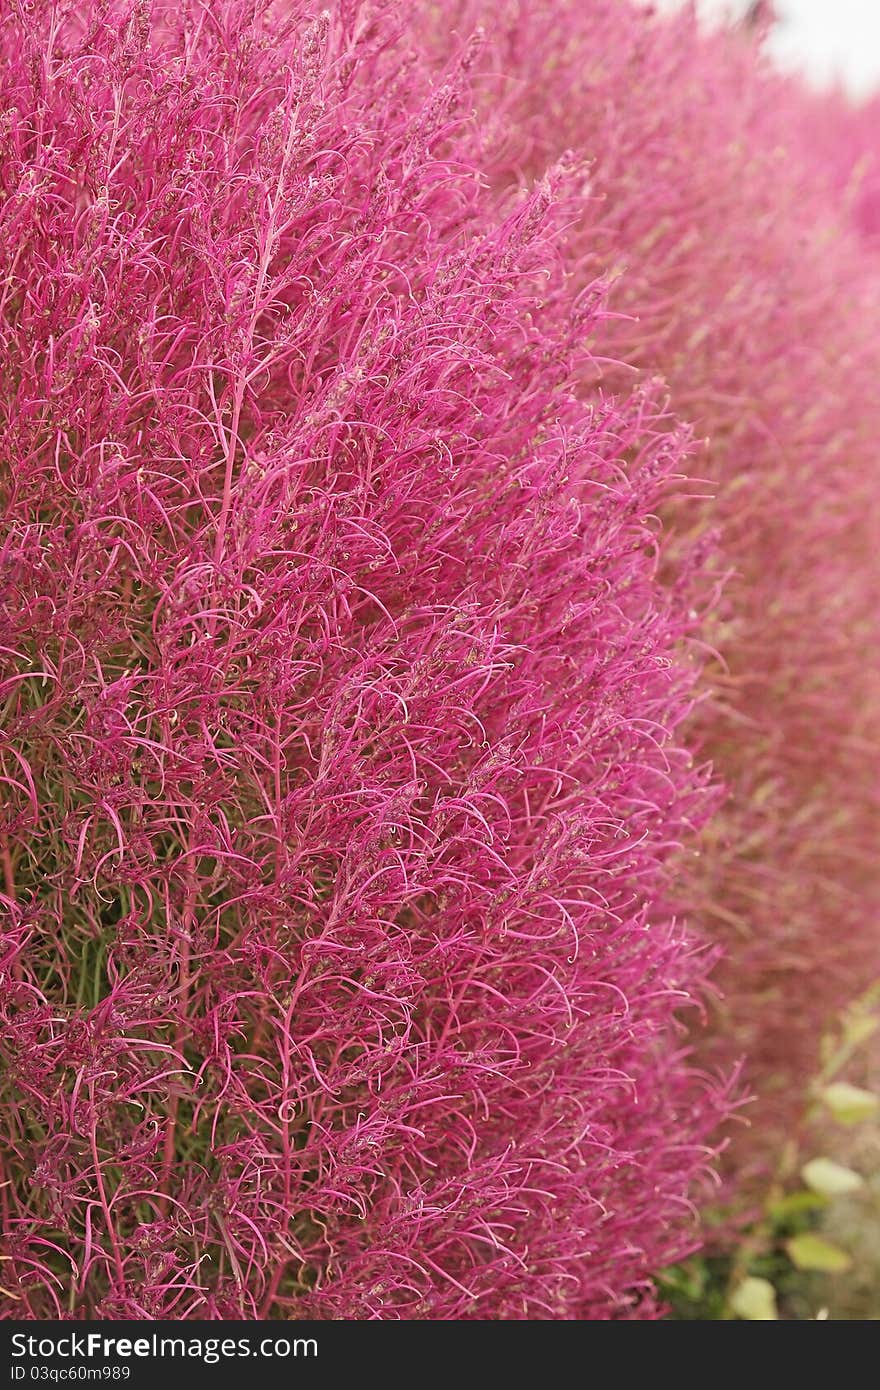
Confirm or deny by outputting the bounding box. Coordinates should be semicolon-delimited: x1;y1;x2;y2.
0;2;728;1318
428;0;880;1174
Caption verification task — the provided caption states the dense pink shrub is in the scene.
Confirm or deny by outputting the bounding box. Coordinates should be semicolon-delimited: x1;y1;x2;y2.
0;2;730;1318
428;0;880;1174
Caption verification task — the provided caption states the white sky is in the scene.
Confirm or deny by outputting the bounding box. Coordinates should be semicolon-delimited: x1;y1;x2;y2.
696;1;880;96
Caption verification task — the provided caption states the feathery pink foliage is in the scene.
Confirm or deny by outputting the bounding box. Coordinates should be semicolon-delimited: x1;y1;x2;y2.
0;1;728;1318
427;0;880;1174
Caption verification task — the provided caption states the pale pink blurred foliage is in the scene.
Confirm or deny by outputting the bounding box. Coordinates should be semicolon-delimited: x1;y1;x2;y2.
790;89;880;247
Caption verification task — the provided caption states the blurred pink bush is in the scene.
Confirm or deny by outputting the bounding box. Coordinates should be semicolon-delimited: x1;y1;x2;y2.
431;0;880;1179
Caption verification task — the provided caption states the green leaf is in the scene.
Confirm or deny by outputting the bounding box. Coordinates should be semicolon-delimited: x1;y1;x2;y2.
785;1234;852;1274
801;1157;864;1197
821;1081;879;1125
730;1277;778;1321
767;1189;828;1222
